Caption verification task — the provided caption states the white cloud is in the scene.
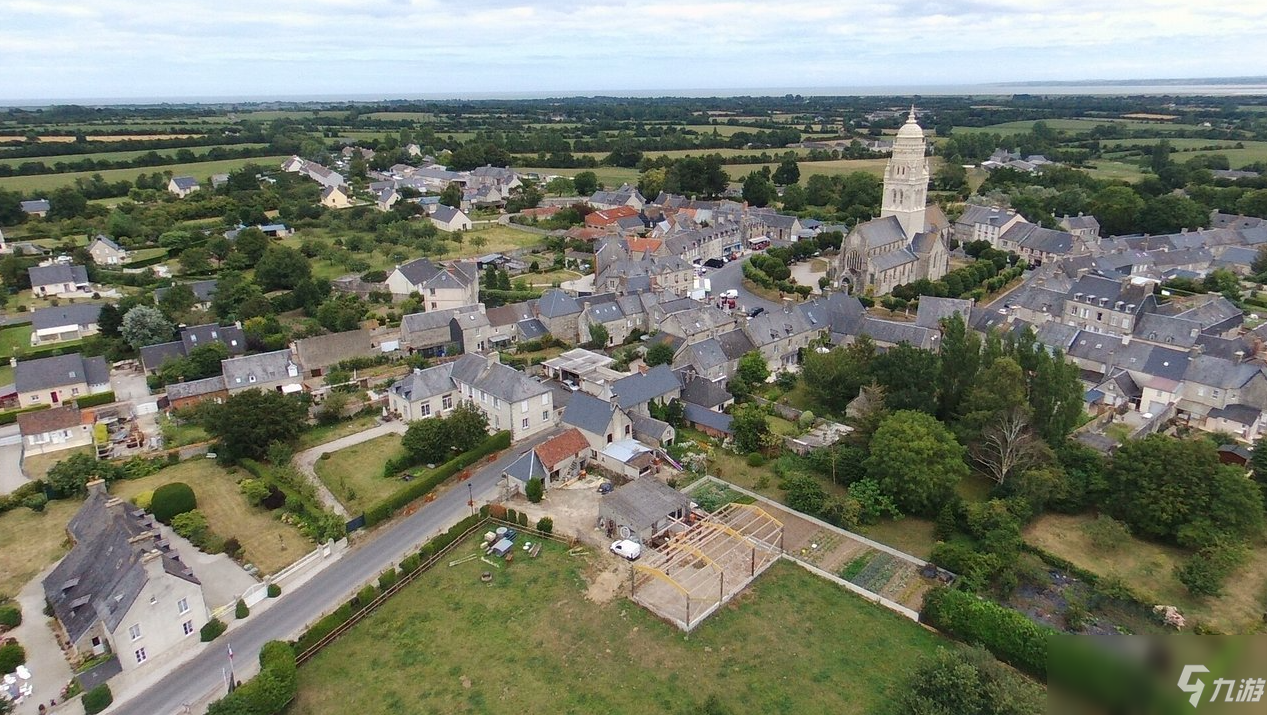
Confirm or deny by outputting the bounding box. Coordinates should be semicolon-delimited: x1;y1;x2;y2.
0;0;1264;99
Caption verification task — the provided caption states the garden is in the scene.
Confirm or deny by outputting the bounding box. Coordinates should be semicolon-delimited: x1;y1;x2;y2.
313;433;413;515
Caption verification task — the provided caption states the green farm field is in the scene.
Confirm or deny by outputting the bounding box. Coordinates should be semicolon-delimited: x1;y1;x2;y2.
293;542;943;715
0;155;290;193
953;118;1195;135
0;143;269;169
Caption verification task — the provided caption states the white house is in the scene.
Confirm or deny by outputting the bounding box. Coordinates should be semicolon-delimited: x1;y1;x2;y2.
385;257;479;310
321;185;353;209
87;235;129;265
28;264;91;298
431;205;473;232
167;176;200;198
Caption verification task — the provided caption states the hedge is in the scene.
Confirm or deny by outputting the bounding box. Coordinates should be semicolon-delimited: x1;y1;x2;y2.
365;431;511;526
83;684;113;715
0;480;48;516
0;605;22;628
0;642;23;674
0;404;50;426
294;513;482;654
121;251;169;269
206;641;296;715
200;617;226;642
921;587;1052;680
151;482;197;524
75;391;116;408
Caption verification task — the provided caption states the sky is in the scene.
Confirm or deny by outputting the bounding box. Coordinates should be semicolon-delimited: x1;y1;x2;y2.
2;0;1267;102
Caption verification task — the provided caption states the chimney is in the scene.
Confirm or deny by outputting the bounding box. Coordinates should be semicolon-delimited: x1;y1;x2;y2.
86;479;107;497
488;352;501;364
1234;350;1246;363
639;363;649;375
1189;344;1203;357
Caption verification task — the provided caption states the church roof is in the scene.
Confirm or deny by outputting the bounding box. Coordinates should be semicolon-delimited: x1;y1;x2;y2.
853;215;908;248
870;248;918;273
896;107;923;139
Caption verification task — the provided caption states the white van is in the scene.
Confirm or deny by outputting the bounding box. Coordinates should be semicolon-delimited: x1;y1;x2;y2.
610;539;642;560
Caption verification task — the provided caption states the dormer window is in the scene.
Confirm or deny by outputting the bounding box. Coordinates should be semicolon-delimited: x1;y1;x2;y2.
248;375;257;383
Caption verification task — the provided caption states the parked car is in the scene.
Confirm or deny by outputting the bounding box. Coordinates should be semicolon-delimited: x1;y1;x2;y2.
704;258;726;269
721;289;739;299
747;306;765;318
561;379;579;392
610;539;642;560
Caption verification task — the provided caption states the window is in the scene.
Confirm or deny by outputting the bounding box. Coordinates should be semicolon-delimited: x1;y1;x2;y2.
182;621;194;636
1213;389;1222;399
30;395;38;402
249;375;257;383
521;401;528;414
421;403;431;417
129;624;142;640
135;648;147;664
543;411;549;422
72;387;80;396
494;397;500;408
541;394;550;405
522;418;529;429
177;597;189;615
442;395;453;410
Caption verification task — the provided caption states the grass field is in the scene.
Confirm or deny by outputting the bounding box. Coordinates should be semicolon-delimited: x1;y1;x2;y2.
953;118;1195;135
516;165;641;189
313;434;409;516
296;414;383;451
729;157;895;182
0;143;269;169
571;147;818;161
435;224;546;260
0;499;79;598
111;459;312;575
293;542;943;715
1082;160;1148;182
0;155;290;193
21;446;92;481
1024;513;1267;633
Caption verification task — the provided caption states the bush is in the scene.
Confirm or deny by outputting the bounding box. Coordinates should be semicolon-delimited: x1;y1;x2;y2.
200;617;226;642
400;554;422;574
83;684;113;715
352;584;377;612
171;509;209;541
151;482;197;524
0;606;20;628
921;587;1052;679
488;503;507;520
21;492;47;512
267;583;281;598
378;568;399;591
1176;541;1248;597
0;642;22;674
536;516;554;534
797;411;816;430
518;511;528;527
222;536;243;559
746;452;765;467
75;391;116;408
240;478;271;506
364;432;512;526
235;599;249;620
1082;514;1131;552
133;490;154;510
506;508;518;524
206;641;296;715
525;477;544;503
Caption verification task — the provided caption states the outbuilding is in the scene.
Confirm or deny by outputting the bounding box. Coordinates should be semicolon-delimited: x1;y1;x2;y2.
597;477;691;543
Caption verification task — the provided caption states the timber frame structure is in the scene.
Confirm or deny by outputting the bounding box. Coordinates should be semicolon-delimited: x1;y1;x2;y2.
629;502;784;631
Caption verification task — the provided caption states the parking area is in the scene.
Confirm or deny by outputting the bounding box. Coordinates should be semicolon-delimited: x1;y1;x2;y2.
504;475;609;549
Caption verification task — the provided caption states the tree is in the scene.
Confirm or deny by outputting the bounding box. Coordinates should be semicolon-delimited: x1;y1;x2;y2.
1138;193;1208;234
255;245;312;291
586;322;610;348
741;170;776;207
783;474;827;514
645;342;675;367
402;417;452;464
446;401;491;453
211;271;265;322
871;343;939;414
525;477;544;503
894;647;1044;715
121;305;175;350
572;171;599;197
1235;189;1267;219
972;408;1044;485
772;158;800;186
957;357;1028;440
736;350;770;386
544;176;573;196
801;336;876;412
936;313;980;420
780;183;807;211
158;230;197;254
731;403;771;454
204;390;307;462
439;182;462;208
206;236;233;265
865;410;968;516
151;482;198;524
1089;186;1145;237
233;227;269;263
47;452;116;497
1027;348;1084;443
179;247;212;274
157;283;198;320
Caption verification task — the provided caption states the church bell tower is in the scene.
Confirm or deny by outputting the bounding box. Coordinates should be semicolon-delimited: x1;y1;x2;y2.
880;106;929;239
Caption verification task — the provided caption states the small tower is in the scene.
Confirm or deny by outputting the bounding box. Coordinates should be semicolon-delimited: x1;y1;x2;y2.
880;106;929;239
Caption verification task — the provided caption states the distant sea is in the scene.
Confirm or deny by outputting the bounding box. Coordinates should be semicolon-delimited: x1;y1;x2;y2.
7;81;1267;107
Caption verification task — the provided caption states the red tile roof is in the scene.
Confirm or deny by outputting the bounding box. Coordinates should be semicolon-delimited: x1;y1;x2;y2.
585;206;639;228
534;428;590;470
17;405;84;435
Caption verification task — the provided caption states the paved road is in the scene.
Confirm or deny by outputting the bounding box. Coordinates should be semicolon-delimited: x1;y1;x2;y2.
291;421;408;518
706;255;789;314
112;428;560;715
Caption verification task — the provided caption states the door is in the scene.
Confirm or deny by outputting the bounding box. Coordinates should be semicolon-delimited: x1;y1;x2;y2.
50;391;59;404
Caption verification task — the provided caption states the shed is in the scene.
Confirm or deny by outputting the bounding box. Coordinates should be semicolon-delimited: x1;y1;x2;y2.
598;477;691;543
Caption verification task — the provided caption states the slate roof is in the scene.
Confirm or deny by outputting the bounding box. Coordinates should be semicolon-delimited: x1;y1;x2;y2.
1135;313;1203;348
29;264;89;288
221;349;298;389
432;205;467;224
683;402;734;433
516;318;549;341
170;176;199;190
915;297;973;330
139;341;186;372
746;306;815;347
165;375;227;401
89;235;123;253
17;404;84;436
586;301;624;325
29;303;103;331
679;376;732;409
182;323;245;356
957;204;1020;227
1207;403;1263;425
858;317;936;350
293;329;373;371
870;248;918;272
20;199;50;213
389;364;457;404
1061;214;1100;231
450;354;548;402
1184;355;1262;389
392;258;476;289
1173;297;1243;331
631;412;674;443
1002;223;1080;255
402;306;465;336
537;289;582;318
155;279;218;304
681;339;728;372
611;364;679;409
485;302;535;328
853;216;909;248
46;483;199;644
601;476;690;532
561;391;618;436
15;353;110;393
502;450;547;482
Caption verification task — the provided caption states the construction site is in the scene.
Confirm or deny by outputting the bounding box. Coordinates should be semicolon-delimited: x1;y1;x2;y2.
629;502;784;631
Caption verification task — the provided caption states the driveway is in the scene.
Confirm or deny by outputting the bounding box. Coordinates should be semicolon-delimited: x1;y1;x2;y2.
158;523;257;611
110;367;158;447
110;427;561;715
0;425;28;495
12;566;75;715
291;421;408;518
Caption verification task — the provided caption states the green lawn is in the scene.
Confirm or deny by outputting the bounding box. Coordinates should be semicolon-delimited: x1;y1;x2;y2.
0;325;31;358
0;498;80;598
516;165;640;189
436;225;546;260
313;434;411;516
296;414;383;451
293;543;943;715
0;155;290;193
0;143;269;169
112;459;311;575
952;118;1195;135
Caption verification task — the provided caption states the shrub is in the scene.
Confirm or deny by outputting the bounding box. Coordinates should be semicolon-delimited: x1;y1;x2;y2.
536;516;554;534
525;477;544;503
240;478;271;506
151;482;197;524
171;509;209;541
21;493;47;512
400;554;422;574
206;641;296;715
200;618;226;642
235;599;249;620
378;568;399;591
518;511;528;527
746;452;765;467
352;584;377;612
488;503;507;520
921;587;1051;679
83;684;113;715
0;642;22;673
0;606;20;628
1176;541;1248;597
222;537;243;559
797;411;816;430
1082;514;1131;552
133;490;154;511
267;583;281;598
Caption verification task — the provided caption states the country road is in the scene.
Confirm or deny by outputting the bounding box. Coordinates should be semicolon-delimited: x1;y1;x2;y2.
111;428;560;715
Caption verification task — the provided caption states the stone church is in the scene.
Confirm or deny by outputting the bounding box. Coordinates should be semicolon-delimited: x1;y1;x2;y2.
837;108;950;296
